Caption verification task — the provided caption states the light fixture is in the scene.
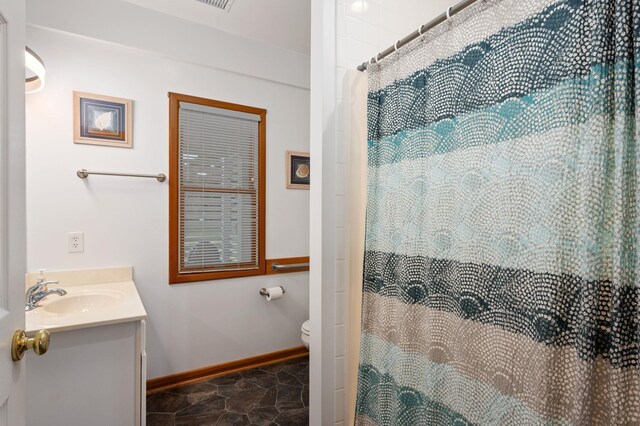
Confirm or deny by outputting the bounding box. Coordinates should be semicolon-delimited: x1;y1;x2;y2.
350;0;369;13
25;47;45;93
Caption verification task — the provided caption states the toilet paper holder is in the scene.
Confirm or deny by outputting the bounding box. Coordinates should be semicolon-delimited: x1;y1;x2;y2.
259;286;286;296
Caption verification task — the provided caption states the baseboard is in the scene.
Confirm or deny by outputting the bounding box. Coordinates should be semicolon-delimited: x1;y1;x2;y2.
146;346;309;394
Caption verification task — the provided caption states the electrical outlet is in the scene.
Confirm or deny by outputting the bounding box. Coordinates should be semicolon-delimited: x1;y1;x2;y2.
68;232;84;253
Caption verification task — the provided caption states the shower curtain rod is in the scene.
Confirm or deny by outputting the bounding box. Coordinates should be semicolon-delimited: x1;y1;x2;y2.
357;0;480;71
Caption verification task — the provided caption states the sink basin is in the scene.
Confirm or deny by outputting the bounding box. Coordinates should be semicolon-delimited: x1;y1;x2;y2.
43;291;125;314
24;268;147;335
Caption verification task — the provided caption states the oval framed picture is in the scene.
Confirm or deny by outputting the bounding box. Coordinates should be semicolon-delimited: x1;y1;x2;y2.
286;151;310;189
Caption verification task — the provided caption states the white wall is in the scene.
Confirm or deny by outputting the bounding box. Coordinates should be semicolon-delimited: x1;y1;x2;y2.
25;16;310;378
331;0;456;424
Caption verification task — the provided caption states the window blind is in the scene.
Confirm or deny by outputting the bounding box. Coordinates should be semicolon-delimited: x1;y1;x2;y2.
178;101;261;275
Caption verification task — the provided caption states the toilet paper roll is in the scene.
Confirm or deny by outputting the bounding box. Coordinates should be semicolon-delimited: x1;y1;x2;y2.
265;286;284;301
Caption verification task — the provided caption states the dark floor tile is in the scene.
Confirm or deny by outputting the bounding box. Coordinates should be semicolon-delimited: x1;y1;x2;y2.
257;387;278;408
282;364;307;376
253;374;279;389
276;384;302;403
207;373;243;386
276;400;304;410
216;412;252;425
273;408;309;426
168;381;218;395
217;385;242;397
241;369;279;389
259;363;285;374
188;391;218;405
276;371;302;387
174;409;226;426
294;366;309;384
242;369;269;379
148;357;308;425
226;387;267;413
176;395;226;417
237;378;261;389
147;412;175;426
147;393;191;413
294;373;308;386
247;406;280;425
283;358;309;374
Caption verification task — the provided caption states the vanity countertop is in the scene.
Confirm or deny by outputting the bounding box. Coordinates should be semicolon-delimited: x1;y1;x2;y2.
25;266;147;334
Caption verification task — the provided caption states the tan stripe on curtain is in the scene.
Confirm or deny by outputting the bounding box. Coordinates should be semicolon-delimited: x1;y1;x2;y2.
346;69;368;426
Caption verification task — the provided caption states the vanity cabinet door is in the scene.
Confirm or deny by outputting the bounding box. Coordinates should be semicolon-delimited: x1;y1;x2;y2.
26;322;141;426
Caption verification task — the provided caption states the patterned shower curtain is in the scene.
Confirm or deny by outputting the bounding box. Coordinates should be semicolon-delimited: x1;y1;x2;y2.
356;0;639;424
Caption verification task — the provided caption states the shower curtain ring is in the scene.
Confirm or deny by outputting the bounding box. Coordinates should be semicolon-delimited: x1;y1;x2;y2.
394;41;400;54
445;6;454;30
418;25;424;36
370;53;381;68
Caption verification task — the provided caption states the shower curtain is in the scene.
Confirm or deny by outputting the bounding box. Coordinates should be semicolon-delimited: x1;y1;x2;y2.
356;0;639;424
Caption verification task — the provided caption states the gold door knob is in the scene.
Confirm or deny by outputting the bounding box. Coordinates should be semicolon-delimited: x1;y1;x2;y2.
11;329;50;361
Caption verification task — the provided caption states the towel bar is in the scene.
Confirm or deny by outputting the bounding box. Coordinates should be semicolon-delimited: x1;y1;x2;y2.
77;169;166;182
271;263;309;271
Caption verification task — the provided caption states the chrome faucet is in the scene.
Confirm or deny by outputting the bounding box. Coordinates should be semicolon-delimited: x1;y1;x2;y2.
25;277;67;311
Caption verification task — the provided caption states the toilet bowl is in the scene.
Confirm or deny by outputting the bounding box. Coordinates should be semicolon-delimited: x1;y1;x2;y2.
301;320;310;349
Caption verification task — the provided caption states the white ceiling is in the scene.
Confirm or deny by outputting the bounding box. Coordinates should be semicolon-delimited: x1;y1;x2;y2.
121;0;311;55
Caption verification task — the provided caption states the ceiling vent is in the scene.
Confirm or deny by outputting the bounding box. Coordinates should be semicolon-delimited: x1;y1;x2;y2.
196;0;235;12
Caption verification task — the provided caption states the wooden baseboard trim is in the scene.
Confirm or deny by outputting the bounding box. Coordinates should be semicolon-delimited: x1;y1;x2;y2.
147;346;309;394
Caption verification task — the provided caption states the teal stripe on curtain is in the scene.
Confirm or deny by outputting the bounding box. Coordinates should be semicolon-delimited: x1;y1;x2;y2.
356;363;475;426
367;0;639;140
368;62;639;167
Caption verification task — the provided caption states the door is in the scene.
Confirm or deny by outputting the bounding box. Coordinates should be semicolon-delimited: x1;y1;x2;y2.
0;0;27;425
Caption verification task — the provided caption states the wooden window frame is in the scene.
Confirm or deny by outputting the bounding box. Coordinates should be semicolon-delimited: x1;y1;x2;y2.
168;92;267;284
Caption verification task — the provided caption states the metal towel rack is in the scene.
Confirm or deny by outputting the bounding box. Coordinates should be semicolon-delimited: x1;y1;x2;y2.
271;262;309;272
77;169;166;182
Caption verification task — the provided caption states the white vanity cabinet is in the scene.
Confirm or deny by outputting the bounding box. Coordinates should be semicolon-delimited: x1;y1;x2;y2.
24;267;147;426
26;320;146;426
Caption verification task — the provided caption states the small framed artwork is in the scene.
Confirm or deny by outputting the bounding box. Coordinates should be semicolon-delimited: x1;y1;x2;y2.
73;91;132;148
286;151;310;189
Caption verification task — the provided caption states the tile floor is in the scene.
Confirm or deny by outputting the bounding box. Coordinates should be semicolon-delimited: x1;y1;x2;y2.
146;356;309;426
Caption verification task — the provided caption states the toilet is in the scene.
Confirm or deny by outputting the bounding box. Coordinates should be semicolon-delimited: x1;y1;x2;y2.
301;320;310;349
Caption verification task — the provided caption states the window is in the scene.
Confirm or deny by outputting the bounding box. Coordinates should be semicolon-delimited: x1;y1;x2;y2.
169;93;266;284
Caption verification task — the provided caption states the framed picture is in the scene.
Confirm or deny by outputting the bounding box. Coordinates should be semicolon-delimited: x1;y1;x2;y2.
73;91;132;148
286;151;310;189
